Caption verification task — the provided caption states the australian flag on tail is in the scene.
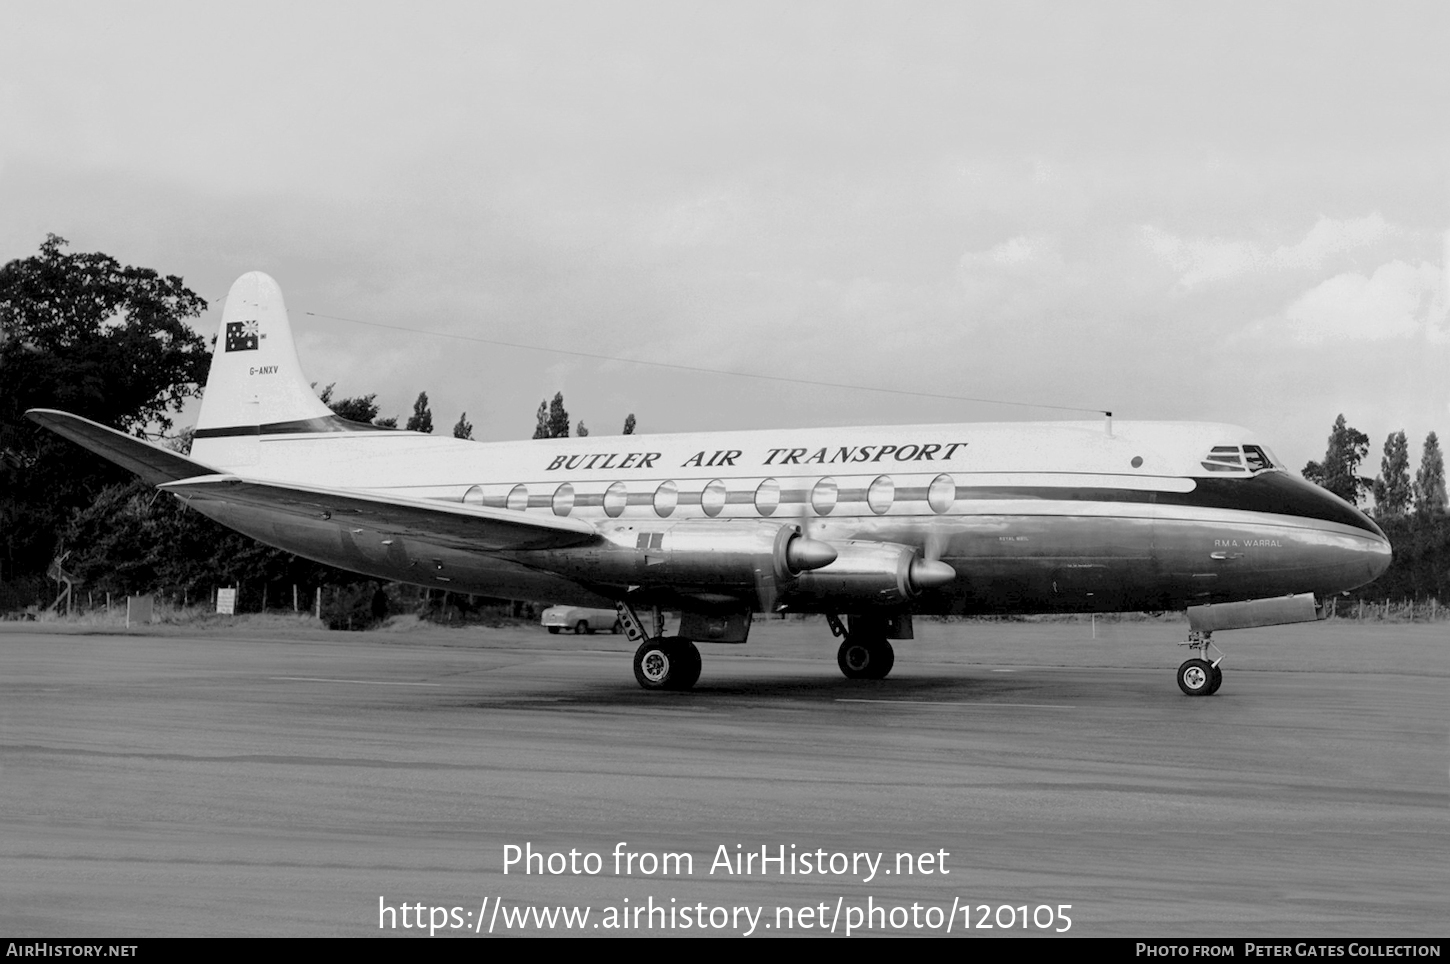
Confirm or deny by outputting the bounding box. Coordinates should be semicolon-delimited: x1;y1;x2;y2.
225;319;260;352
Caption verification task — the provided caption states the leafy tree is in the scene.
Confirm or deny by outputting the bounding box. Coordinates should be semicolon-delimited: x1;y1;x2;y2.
547;392;570;438
1372;430;1412;518
623;413;636;435
0;235;209;581
318;383;393;426
1302;414;1371;505
405;392;433;433
576;421;589;437
453;412;473;440
1415;431;1447;516
532;392;571;439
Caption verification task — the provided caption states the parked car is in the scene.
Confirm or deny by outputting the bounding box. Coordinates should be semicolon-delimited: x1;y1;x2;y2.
541;605;621;635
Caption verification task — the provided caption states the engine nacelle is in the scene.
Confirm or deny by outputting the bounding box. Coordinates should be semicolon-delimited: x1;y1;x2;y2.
786;541;929;609
531;521;835;601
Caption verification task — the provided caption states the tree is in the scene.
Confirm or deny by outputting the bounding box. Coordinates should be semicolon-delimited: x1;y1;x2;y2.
1372;430;1412;518
1302;414;1371;505
1415;431;1447;516
576;421;589;437
0;235;210;581
532;392;570;439
622;413;636;435
547;392;570;438
318;383;393;426
453;412;473;440
405;392;433;433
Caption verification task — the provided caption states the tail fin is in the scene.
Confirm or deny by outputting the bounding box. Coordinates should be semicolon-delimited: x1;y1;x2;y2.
192;272;335;467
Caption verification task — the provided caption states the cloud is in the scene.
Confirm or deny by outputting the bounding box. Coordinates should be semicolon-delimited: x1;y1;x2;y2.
1141;213;1393;288
1284;259;1444;343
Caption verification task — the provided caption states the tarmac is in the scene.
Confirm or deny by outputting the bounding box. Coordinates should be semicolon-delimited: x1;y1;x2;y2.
1;617;1446;937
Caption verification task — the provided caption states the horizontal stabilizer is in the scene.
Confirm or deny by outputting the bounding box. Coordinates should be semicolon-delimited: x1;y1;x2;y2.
26;409;221;486
160;475;601;552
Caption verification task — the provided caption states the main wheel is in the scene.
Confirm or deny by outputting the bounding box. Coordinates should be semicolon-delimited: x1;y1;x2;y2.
1177;658;1214;696
633;637;700;691
837;636;895;680
675;639;702;689
574;620;590;635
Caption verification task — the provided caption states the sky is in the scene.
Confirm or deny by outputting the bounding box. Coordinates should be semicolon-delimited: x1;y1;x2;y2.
2;1;1447;477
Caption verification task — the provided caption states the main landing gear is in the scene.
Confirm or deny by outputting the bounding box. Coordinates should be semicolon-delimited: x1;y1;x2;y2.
616;601;702;692
1176;630;1224;696
632;637;702;691
827;614;896;680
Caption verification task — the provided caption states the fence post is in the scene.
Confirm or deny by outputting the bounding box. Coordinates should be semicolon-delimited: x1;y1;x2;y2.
315;586;322;620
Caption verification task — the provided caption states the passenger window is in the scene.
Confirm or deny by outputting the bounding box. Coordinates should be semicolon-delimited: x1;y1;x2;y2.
552;483;575;517
928;474;955;514
754;478;780;516
603;482;628;518
507;484;528;511
811;478;838;516
463;485;484;506
701;479;727;517
653;481;678;518
867;476;894;515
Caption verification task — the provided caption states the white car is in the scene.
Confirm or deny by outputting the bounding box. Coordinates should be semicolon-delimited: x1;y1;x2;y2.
541;605;622;635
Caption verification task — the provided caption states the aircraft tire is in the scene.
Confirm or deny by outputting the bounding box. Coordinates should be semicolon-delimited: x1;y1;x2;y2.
838;636;894;680
1177;658;1214;696
1206;664;1224;695
676;639;702;689
633;637;699;691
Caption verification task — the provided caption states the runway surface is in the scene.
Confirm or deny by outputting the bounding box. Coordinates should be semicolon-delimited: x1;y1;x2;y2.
2;617;1446;937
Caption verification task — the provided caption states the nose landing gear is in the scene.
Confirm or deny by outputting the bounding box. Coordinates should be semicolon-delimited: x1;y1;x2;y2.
1177;631;1224;696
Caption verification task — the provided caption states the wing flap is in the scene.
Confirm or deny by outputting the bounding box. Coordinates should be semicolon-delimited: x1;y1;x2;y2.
26;409;220;486
160;475;600;552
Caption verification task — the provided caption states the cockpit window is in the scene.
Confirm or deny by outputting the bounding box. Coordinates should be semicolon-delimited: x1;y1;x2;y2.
1242;444;1276;472
1201;445;1246;473
1201;444;1279;475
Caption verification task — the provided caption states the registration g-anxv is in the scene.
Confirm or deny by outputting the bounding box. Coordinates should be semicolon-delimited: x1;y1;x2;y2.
30;272;1391;696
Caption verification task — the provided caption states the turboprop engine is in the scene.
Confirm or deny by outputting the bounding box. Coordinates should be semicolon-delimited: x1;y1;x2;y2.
785;540;957;609
530;520;838;608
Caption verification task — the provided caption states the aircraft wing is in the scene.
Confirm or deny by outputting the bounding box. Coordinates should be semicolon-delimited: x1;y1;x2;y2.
159;475;601;552
26;408;221;486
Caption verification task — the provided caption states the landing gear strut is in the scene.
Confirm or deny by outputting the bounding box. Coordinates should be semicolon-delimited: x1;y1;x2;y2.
617;600;701;691
1177;630;1224;696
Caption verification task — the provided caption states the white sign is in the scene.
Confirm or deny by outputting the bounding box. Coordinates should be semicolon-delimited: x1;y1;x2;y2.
126;594;153;628
216;588;236;615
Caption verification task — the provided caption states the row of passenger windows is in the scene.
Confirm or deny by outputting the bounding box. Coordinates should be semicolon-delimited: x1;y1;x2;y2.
463;474;960;519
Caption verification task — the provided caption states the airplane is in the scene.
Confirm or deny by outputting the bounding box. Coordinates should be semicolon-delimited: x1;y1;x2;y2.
28;271;1392;696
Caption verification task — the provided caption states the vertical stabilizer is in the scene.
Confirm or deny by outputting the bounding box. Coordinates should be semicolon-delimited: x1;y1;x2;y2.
192;272;334;468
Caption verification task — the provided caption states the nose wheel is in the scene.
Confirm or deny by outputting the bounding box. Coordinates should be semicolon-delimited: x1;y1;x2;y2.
1177;631;1224;696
